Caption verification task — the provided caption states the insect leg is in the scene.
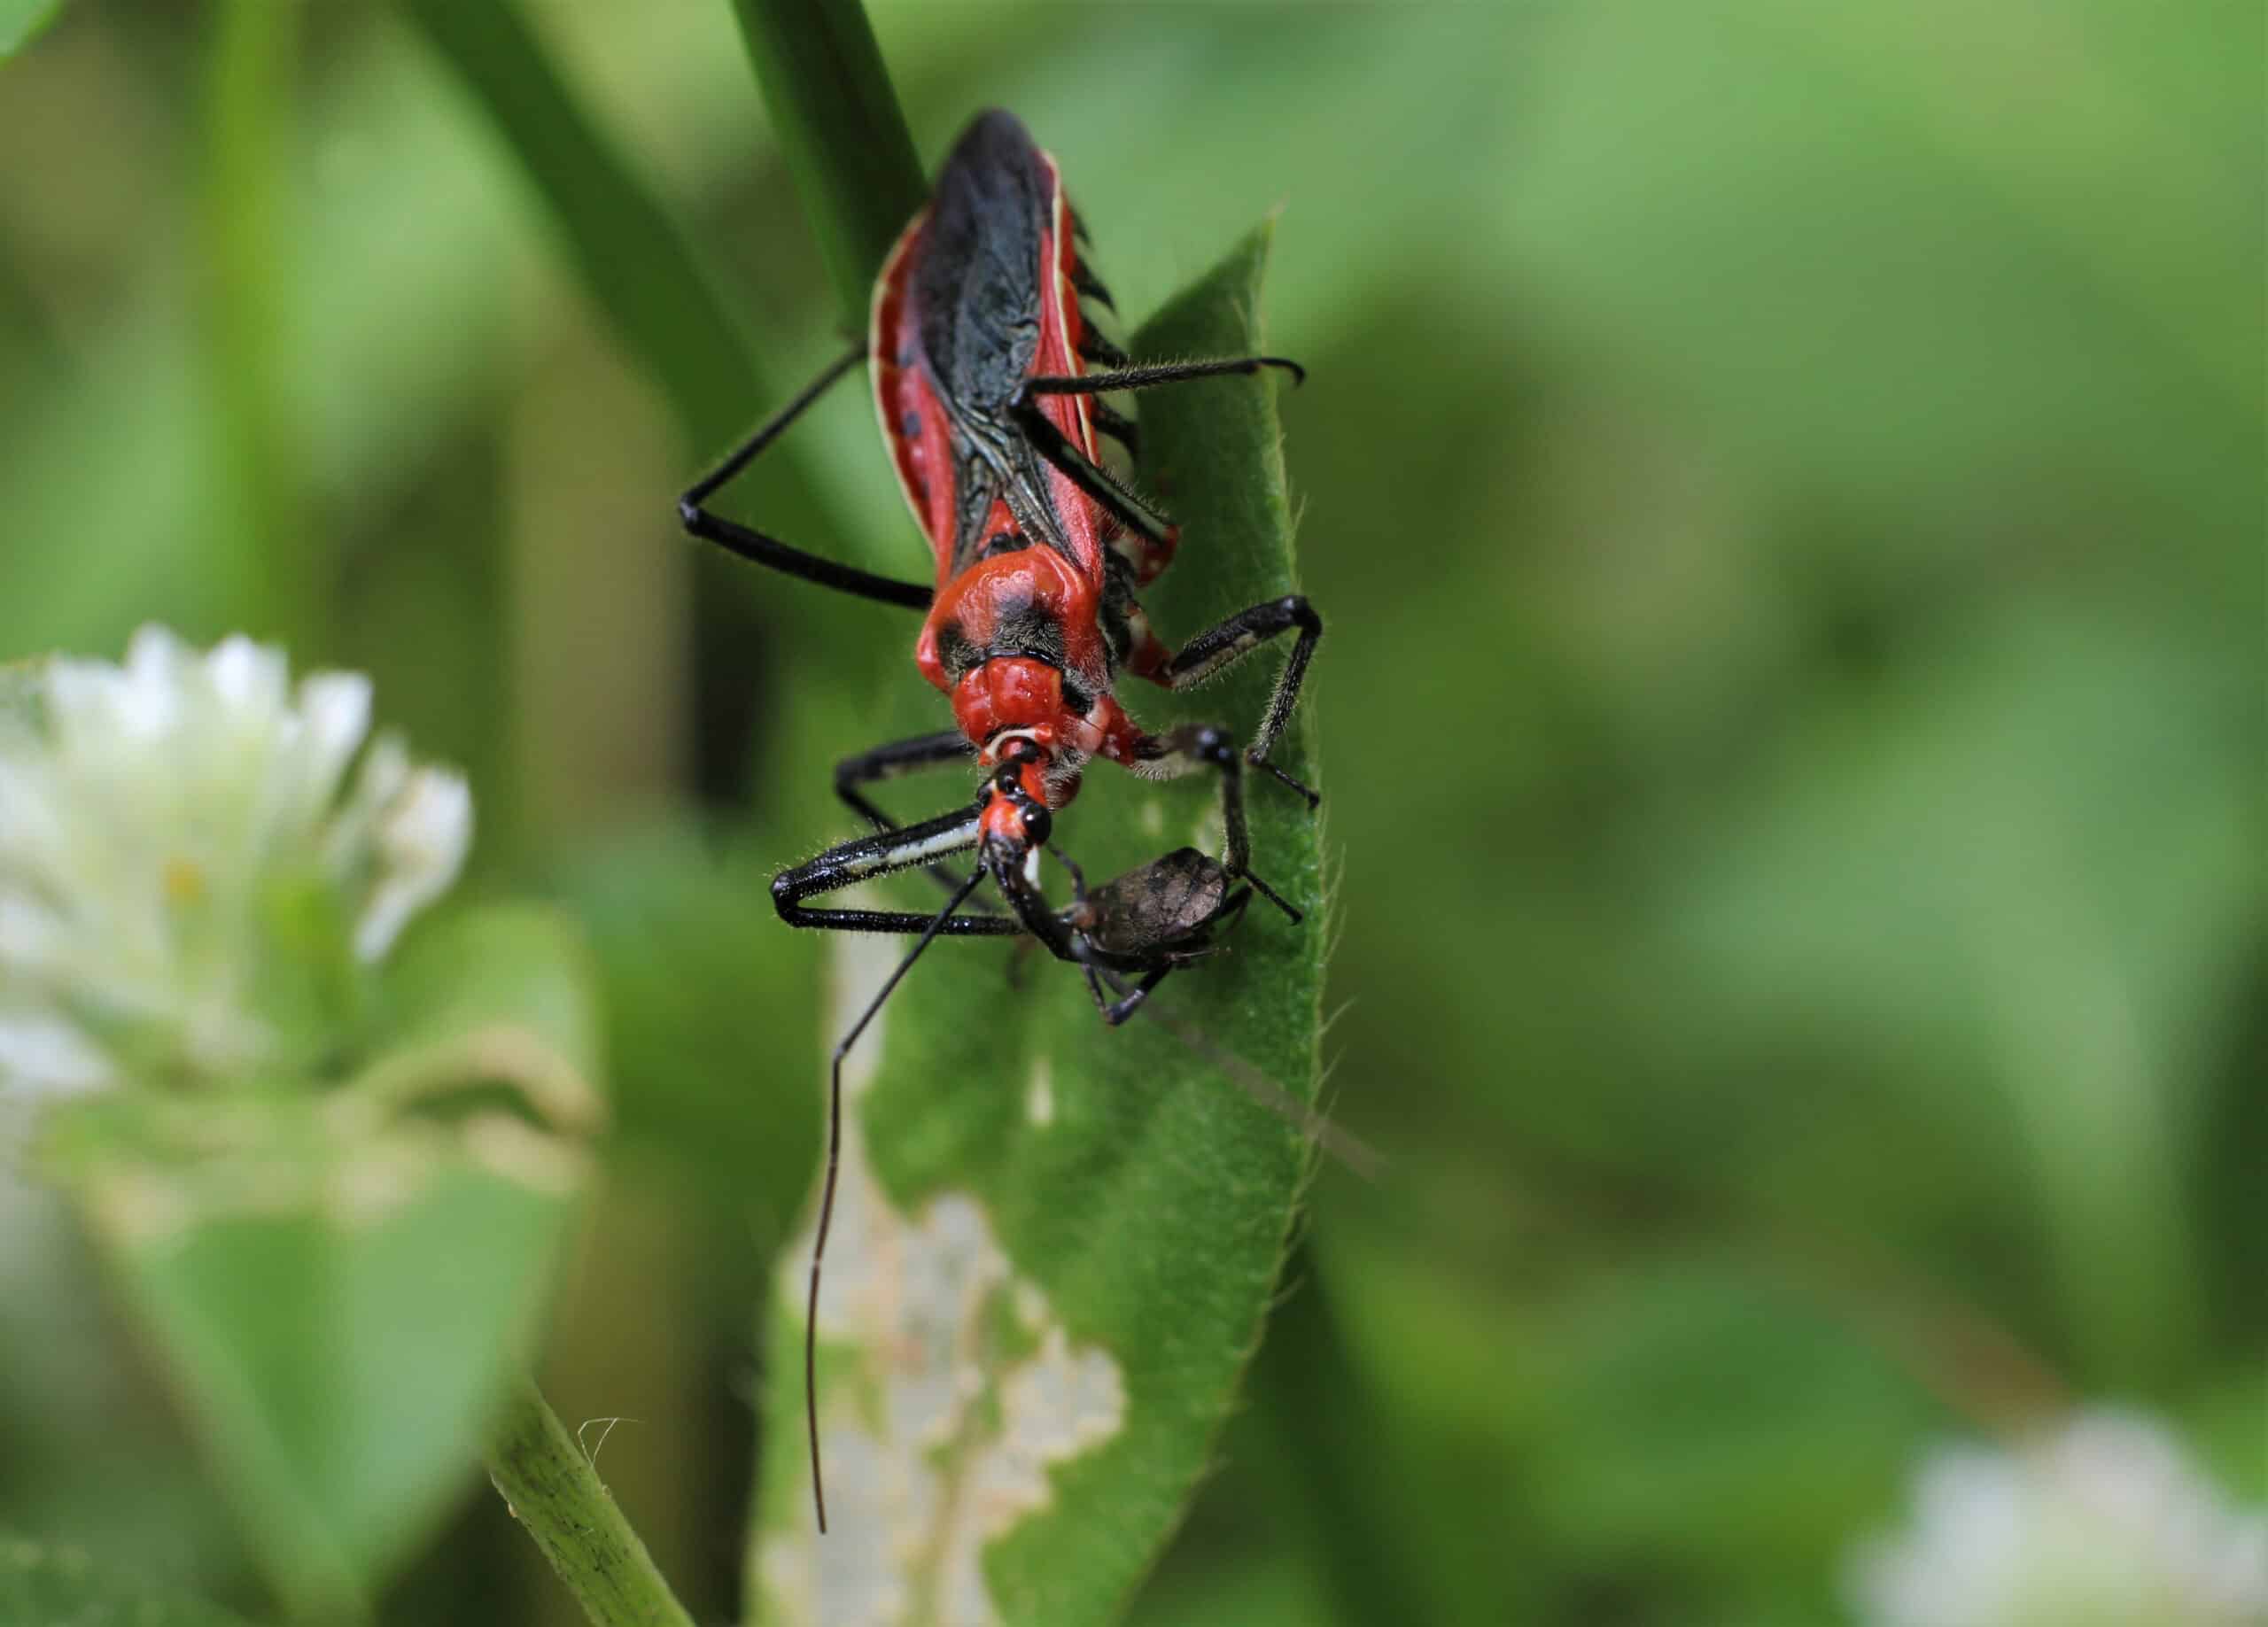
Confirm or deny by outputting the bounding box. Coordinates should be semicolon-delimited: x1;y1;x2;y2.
1087;399;1140;459
1080;885;1253;1024
1051;848;1188;1013
1010;357;1309;569
680;343;933;609
1078;329;1130;368
1091;965;1170;1026
772;808;1022;937
1069;260;1115;312
1012;399;1177;546
1150;596;1323;807
1128;724;1301;922
808;863;987;1532
831;730;992;901
835;729;972;831
1020;354;1307;397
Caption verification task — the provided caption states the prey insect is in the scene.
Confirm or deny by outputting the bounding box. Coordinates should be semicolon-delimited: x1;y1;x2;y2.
678;110;1322;1531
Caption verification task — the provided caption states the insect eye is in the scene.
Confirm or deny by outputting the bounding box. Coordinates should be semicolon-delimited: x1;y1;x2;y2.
1019;803;1052;846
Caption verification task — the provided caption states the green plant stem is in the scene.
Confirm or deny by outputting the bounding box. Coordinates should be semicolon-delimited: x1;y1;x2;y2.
485;1377;696;1627
0;0;66;59
724;0;926;334
202;0;315;654
400;0;757;446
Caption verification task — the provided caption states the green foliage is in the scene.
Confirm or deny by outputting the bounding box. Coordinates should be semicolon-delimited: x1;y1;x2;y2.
399;0;758;449
0;1;2258;1623
36;907;602;1620
748;226;1324;1627
0;1538;250;1627
0;0;61;60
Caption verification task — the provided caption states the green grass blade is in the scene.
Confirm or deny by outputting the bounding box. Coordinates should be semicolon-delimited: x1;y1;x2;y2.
722;0;925;335
0;0;63;60
200;0;313;652
399;0;757;446
747;221;1324;1627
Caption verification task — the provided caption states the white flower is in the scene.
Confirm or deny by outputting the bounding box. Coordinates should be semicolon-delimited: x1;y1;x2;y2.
1850;1408;2268;1627
0;626;471;1094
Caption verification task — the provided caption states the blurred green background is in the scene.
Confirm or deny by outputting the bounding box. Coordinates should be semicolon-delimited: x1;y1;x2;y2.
0;2;2258;1623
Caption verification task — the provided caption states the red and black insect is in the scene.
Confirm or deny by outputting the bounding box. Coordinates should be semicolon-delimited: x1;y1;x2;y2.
676;109;1321;1530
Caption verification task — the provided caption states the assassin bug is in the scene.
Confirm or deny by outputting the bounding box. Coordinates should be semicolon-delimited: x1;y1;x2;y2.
677;110;1322;1530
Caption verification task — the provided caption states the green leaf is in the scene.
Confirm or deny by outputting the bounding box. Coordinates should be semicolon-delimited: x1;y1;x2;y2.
747;223;1325;1627
370;902;604;1087
0;1537;252;1627
41;904;603;1620
0;0;62;61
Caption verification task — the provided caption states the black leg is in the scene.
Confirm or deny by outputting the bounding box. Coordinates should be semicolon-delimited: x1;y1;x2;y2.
833;729;973;828
1092;965;1171;1026
1079;329;1129;368
1020;354;1306;398
1069;260;1115;312
983;839;1091;964
1007;355;1307;553
1053;849;1115;1011
1129;724;1301;922
1079;884;1253;1024
1012;399;1176;546
1156;596;1323;806
680;344;933;610
773;807;1022;937
1088;399;1140;459
1055;848;1163;1017
831;730;990;900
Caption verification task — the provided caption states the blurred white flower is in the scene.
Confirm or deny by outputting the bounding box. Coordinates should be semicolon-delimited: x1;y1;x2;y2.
0;626;470;1094
1850;1408;2268;1627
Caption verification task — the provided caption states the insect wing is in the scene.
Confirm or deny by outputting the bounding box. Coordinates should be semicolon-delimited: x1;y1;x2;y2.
870;213;965;580
873;111;1115;592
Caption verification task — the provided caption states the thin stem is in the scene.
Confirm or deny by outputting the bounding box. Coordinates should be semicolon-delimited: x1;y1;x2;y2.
724;0;928;335
485;1376;697;1627
0;2;65;58
201;0;315;654
400;0;758;447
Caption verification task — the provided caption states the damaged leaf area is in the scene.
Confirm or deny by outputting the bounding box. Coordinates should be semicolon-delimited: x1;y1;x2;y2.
751;225;1326;1626
757;935;1130;1627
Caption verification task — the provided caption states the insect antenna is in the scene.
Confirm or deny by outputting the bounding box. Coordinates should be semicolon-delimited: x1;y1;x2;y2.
806;864;989;1534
